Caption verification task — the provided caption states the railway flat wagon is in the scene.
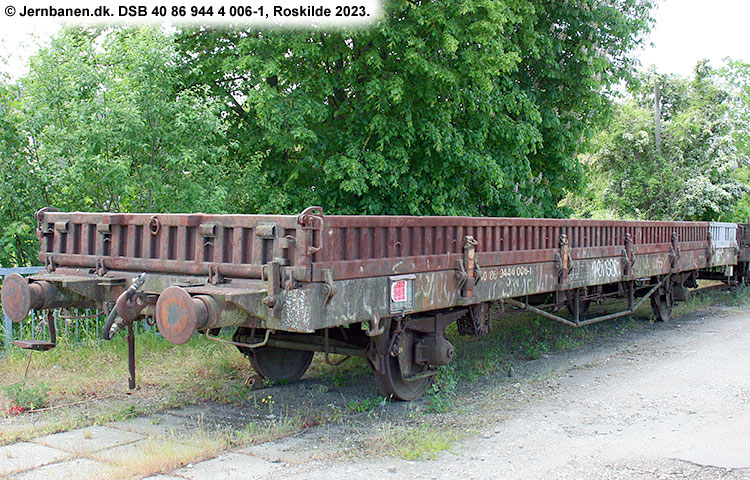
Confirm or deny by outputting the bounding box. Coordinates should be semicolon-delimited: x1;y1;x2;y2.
3;207;750;400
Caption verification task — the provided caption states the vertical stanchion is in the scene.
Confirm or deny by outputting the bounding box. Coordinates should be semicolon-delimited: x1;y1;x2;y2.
127;322;136;390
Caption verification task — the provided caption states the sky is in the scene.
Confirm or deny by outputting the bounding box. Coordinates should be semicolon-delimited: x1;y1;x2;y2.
638;0;750;76
1;0;749;80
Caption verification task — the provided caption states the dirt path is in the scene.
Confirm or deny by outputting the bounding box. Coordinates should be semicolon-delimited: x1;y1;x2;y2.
267;305;750;480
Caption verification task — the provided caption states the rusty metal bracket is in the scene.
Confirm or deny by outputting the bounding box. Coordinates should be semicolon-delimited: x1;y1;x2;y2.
323;328;351;366
205;328;272;349
261;261;282;317
321;268;337;305
462;236;478;298
365;312;385;337
706;232;715;267
556;233;573;285
388;316;405;357
44;256;57;272
95;258;107;276
207;264;223;285
669;232;681;271
297;206;324;256
623;233;636;275
455;258;469;291
282;269;300;290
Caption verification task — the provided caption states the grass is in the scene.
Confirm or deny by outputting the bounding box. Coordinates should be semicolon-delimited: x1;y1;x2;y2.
0;331;251;405
372;421;464;460
99;431;227;477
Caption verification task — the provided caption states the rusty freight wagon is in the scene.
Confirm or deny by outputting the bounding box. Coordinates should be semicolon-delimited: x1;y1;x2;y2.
3;207;750;400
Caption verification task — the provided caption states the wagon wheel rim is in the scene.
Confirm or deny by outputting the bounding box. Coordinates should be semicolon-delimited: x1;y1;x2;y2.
651;292;673;322
248;346;314;382
566;298;591;318
374;353;433;401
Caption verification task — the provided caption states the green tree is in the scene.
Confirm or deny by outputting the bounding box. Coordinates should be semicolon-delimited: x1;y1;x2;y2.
577;62;748;221
0;27;229;266
722;59;750;221
177;0;654;217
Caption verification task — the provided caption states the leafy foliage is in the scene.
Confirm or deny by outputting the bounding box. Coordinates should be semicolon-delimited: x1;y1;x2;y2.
574;62;749;220
0;27;229;266
722;59;750;221
177;0;654;217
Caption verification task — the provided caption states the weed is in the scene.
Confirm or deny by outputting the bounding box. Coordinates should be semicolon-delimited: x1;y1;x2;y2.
258;394;276;416
427;364;458;413
2;381;49;411
103;431;227;476
373;422;462;460
345;396;385;413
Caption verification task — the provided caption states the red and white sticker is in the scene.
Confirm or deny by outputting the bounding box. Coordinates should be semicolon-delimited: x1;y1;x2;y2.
391;280;407;302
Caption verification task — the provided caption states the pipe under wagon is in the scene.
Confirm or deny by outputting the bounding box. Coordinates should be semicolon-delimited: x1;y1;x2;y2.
2;207;750;400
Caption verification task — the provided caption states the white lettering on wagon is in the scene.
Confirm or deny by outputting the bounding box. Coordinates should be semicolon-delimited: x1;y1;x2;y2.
481;265;534;297
589;258;621;280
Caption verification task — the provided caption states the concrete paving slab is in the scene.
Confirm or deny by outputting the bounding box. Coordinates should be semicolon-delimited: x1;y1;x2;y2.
239;436;318;464
9;458;112;480
173;452;282;480
34;425;144;454
142;476;188;480
93;439;147;465
110;413;191;436
0;442;69;477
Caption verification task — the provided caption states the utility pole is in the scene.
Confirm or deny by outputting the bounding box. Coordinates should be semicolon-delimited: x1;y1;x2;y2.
654;81;662;155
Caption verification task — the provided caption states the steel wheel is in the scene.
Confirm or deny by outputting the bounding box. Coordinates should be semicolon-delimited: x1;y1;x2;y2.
651;292;673;322
374;354;433;401
566;299;591;318
248;347;314;382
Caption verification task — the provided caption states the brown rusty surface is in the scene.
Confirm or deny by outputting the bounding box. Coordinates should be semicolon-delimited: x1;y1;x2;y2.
38;209;717;285
37;212;298;279
1;273;32;323
155;286;204;345
313;216;710;281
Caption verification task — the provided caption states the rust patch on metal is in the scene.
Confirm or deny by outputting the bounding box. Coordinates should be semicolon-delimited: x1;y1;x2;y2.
1;273;32;323
155;286;203;345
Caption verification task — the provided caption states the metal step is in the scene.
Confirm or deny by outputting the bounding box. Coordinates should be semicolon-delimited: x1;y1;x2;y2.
13;340;56;351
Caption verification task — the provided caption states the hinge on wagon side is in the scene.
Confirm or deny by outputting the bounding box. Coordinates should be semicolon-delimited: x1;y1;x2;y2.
669;232;681;272
555;233;573;285
321;268;337;305
621;233;636;276
208;264;224;285
261;261;282;317
297;206;324;256
95;258;107;276
706;232;715;267
456;236;480;298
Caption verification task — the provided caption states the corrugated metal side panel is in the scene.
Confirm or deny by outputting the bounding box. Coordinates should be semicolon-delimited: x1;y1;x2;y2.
316;216;711;280
709;222;738;249
38;212;298;278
